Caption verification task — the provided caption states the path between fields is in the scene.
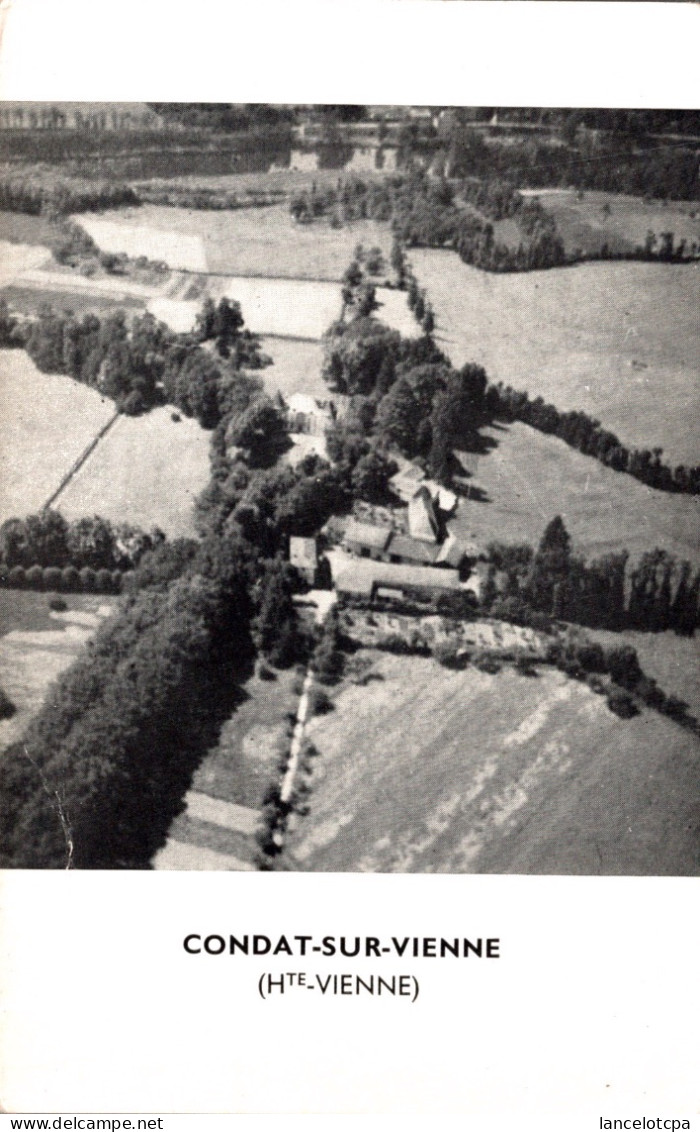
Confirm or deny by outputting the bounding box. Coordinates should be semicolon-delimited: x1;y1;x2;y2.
42;410;121;512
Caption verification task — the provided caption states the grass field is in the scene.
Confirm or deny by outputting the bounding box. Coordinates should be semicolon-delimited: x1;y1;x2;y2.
448;421;700;566
0;240;51;284
0;591;116;753
190;666;300;809
287;651;700;875
0;212;56;246
93;203;394;280
259;338;327;401
412;249;700;466
57;406;211;538
0;350;116;523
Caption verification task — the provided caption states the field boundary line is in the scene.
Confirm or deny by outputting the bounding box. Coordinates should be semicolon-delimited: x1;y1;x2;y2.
41;410;121;513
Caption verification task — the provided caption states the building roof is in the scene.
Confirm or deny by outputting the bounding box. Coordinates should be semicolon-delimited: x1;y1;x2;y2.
435;535;466;568
289;536;318;571
335;557;461;597
388;534;440;566
343;520;392;552
287;393;330;416
408;486;440;543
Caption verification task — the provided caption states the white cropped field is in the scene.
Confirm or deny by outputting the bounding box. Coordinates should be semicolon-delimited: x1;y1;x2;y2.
0;350;116;523
77;215;208;272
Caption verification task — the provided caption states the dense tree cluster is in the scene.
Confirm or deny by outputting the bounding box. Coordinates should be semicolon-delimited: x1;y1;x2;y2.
490;383;700;495
0;547;256;868
18;297;269;423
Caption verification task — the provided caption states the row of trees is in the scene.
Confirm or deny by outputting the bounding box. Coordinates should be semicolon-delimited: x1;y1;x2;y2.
0;172;137;216
490;383;700;495
484;517;700;635
0;510;162;571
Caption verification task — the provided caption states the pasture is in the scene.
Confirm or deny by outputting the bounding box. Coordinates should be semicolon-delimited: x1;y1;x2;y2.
92;203;394;280
258;338;327;401
287;651;700;875
412;249;700;466
191;666;300;810
526;189;700;259
0;350;116;524
57;406;211;538
448;421;700;566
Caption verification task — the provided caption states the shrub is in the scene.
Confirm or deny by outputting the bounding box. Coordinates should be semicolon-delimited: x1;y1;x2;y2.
308;687;333;715
586;674;607;695
0;563;9;587
111;570;124;593
61;565;80;592
43;566;62;591
256;660;276;681
433;638;464;669
26;564;44;590
0;685;16;720
515;654;538;676
96;568;113;593
474;653;502;674
48;596;68;613
575;642;606;673
606;645;642;690
606;689;640;719
6;565;24;591
79;567;96;592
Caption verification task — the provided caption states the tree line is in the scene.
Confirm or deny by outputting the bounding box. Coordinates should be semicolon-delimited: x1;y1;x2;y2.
489;383;700;495
0;510;162;573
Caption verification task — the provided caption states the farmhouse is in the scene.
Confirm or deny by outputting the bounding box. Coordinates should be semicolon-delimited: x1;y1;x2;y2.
342;522;477;574
289;536;318;584
334;556;462;605
286;393;335;437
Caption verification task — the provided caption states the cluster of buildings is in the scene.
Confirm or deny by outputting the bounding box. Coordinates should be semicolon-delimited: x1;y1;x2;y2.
291;482;482;609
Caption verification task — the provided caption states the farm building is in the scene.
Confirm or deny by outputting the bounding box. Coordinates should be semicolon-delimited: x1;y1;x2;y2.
285;393;335;437
407;486;440;543
343;520;392;560
343;520;477;573
289;536;318;583
333;556;462;606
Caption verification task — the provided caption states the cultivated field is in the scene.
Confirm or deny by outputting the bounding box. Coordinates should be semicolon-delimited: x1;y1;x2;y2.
0;592;116;753
448;422;700;566
57;406;211;538
412;249;700;466
0;284;146;318
92;203;394;280
287;651;700;875
0;350;116;523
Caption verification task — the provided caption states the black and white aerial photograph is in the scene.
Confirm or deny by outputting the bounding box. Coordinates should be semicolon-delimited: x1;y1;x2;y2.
0;103;698;876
